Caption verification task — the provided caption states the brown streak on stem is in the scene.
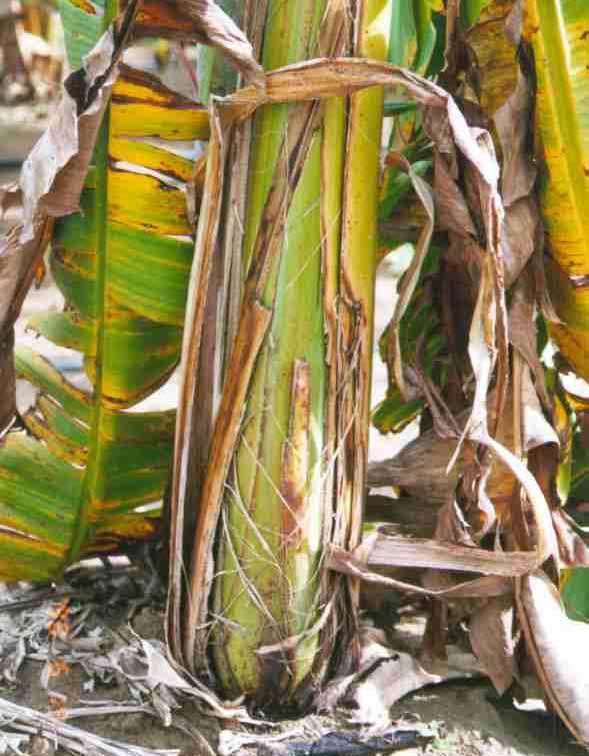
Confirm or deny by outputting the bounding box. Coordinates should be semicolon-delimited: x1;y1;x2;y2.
280;360;311;549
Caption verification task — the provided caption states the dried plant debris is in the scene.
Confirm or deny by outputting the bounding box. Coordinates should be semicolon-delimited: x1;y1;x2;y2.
253;728;432;756
0;695;182;756
0;557;161;680
0;562;266;736
316;624;481;727
216;717;435;756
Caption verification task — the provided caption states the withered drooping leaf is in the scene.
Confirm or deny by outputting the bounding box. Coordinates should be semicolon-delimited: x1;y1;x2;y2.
327;544;513;600
516;572;589;746
552;509;589;568
502;198;542;290
18;0;139;244
432;152;476;237
367;393;516;508
508;270;551;408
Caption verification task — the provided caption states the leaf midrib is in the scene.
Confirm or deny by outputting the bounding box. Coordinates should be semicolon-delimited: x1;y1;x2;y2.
67;0;118;562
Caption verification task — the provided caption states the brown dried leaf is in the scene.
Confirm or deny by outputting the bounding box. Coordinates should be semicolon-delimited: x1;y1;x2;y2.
520;365;558;452
0;182;22;218
469;595;517;695
552;509;589;568
494;70;536;207
434;497;479;547
136;0;263;86
516;572;589;746
363;532;538;577
474;433;558;564
502;198;541;289
437;131;557;567
344;647;473;725
327;545;514;600
509;270;551;408
318;625;480;723
364;494;439;537
367;393;516;508
409;366;462;440
446;191;503;468
432;152;476;237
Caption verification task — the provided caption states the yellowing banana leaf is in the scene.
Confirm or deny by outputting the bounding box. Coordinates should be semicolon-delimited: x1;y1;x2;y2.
0;11;196;579
524;0;589;380
111;65;210;142
463;0;517;116
0;0;139;438
0;0;261;581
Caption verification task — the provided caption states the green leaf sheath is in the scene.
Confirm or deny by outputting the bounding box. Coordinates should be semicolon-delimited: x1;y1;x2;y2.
207;0;392;701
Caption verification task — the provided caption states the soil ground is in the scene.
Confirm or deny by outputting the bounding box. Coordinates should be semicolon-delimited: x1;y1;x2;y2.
0;596;585;756
0;87;585;756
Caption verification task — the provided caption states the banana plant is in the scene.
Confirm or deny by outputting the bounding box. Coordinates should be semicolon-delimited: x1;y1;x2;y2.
167;0;396;705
